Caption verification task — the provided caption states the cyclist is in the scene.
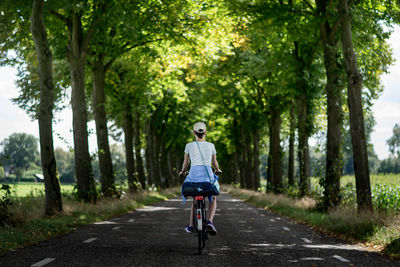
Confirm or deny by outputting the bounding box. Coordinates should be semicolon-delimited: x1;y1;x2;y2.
179;122;222;235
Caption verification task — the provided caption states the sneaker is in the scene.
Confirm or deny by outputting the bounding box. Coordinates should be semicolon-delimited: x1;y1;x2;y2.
206;221;217;235
185;226;195;234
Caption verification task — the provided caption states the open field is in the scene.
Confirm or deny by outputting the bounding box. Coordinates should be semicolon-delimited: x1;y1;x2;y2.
1;182;74;198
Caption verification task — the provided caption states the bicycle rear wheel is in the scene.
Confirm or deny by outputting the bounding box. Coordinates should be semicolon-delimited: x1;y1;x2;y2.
198;228;203;255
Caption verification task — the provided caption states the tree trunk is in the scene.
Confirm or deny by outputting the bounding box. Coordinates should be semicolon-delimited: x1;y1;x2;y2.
267;124;273;191
30;0;62;215
288;104;296;186
318;5;343;208
160;145;170;188
297;93;310;196
253;129;260;190
134;112;146;189
339;0;373;212
270;108;283;193
66;13;96;202
145;121;154;185
233;152;239;184
245;133;254;190
92;56;115;197
124;102;137;192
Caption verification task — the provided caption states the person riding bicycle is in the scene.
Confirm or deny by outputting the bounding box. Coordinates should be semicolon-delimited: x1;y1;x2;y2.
179;122;222;235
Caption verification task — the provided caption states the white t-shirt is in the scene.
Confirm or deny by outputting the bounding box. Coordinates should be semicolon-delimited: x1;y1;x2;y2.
184;141;216;166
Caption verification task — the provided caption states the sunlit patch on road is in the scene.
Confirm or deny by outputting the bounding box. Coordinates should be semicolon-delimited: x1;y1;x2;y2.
31;258;55;267
82;238;97;243
303;244;364;251
136;206;178;212
93;220;118;225
333;255;351;263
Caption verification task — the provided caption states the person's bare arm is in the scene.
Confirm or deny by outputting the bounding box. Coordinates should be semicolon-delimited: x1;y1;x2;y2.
179;153;190;176
212;154;222;174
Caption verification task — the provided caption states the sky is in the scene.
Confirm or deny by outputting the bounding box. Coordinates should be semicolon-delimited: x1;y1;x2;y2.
0;28;400;160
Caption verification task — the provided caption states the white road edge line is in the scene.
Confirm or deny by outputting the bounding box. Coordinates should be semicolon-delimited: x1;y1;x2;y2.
301;238;312;243
83;238;97;243
31;258;56;267
333;255;351;263
282;227;290;231
112;226;122;230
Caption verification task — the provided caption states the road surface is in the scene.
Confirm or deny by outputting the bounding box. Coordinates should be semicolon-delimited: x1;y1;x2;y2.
0;192;398;266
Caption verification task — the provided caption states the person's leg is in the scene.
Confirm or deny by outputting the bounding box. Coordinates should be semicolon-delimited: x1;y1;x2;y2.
208;196;217;222
189;201;194;227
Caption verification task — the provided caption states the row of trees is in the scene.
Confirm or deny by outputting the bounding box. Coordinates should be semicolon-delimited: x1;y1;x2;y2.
188;0;399;212
1;0;400;216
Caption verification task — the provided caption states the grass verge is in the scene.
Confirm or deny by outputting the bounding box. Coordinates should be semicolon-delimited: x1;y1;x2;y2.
224;185;400;259
0;187;179;255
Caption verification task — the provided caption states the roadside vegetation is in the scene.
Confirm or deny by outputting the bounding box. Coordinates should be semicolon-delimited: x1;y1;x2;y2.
0;184;179;255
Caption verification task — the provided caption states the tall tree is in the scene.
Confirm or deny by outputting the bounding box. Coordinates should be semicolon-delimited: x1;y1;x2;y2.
30;0;62;215
316;0;344;209
50;1;105;202
338;0;372;212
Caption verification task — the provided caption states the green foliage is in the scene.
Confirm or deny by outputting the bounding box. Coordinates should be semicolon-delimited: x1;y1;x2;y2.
387;123;400;157
0;166;4;179
0;133;39;173
372;184;400;213
0;184;13;226
378;157;400;174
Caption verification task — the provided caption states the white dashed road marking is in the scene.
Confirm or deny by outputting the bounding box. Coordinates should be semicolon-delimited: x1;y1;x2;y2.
270;219;275;222
282;227;290;231
301;238;312;243
83;238;97;243
333;255;351;263
128;219;135;222
31;258;56;267
112;226;122;230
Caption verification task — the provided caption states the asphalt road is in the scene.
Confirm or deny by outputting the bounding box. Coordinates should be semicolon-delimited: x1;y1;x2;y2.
1;192;399;267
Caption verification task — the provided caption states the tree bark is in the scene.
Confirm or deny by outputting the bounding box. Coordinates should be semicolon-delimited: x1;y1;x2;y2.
253;129;260;190
92;56;115;197
134;112;146;189
297;93;310;196
267;124;273;191
270;107;283;193
317;1;343;208
288;104;296;186
339;0;373;212
124;102;137;192
66;12;96;202
145;121;154;186
30;0;62;215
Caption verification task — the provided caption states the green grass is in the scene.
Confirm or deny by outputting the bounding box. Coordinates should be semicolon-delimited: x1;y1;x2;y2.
225;185;400;258
0;186;179;255
1;182;74;198
340;174;400;187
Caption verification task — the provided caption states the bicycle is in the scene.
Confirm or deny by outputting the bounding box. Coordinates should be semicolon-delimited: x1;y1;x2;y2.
181;170;221;255
192;191;210;255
